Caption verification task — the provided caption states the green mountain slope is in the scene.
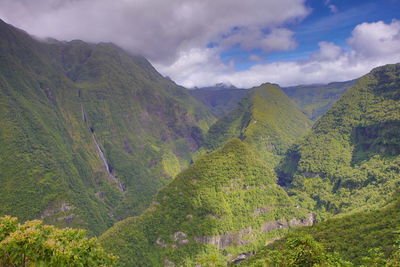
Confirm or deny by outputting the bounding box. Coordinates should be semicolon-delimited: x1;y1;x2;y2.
0;19;215;234
242;194;400;266
100;139;311;266
279;63;400;218
189;86;248;118
283;80;355;120
204;83;312;164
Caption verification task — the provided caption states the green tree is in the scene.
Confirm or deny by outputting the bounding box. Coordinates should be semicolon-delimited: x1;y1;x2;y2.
246;233;352;267
0;216;117;267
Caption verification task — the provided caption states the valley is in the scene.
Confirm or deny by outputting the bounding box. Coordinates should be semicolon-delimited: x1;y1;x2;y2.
0;16;399;267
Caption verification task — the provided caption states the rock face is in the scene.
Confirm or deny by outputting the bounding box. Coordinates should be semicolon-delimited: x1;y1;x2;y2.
260;220;288;232
194;227;252;249
40;202;74;219
172;231;189;248
232;251;256;264
288;213;316;227
195;214;316;249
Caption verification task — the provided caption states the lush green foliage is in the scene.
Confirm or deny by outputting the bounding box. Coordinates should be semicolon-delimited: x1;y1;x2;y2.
100;139;310;266
204;84;312;164
0;216;116;266
243;195;400;266
279;63;400;218
283;80;355;120
298;194;400;265
0;19;215;234
240;233;352;267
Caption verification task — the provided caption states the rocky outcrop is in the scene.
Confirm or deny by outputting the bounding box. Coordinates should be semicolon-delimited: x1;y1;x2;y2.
288;213;316;227
260;220;288;232
232;251;255;264
194;227;252;249
195;214;316;249
40;202;74;219
172;231;189;248
252;206;273;216
156;231;189;248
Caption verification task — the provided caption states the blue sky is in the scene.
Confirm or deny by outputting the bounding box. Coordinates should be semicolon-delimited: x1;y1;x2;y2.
222;0;400;71
2;0;400;87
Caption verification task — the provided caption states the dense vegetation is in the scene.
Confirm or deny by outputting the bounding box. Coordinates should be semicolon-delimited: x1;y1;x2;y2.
204;83;312;164
1;17;399;267
0;19;215;234
283;80;355;120
279;63;400;219
0;216;116;266
242;194;400;266
239;233;353;266
100;139;311;266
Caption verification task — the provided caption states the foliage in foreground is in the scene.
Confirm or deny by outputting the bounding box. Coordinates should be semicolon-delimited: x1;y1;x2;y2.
240;233;353;267
0;216;116;267
242;194;400;266
241;233;400;267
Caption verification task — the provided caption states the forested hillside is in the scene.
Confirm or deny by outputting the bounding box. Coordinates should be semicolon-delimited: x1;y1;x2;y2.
0;19;215;234
204;83;312;164
1;16;399;267
283;80;355;120
100;139;312;266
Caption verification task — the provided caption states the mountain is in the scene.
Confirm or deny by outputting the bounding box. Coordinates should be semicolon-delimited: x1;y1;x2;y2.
204;83;312;164
100;139;312;266
283;80;356;120
279;63;400;218
0;19;215;234
189;86;248;118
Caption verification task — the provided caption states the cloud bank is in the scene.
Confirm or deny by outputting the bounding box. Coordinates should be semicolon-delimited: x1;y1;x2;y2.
1;1;400;87
157;20;400;87
0;0;308;64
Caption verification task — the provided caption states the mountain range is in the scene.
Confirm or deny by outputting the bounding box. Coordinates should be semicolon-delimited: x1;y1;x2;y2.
0;19;399;266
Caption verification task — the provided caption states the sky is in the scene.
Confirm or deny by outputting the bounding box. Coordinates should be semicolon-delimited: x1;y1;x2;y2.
1;0;400;88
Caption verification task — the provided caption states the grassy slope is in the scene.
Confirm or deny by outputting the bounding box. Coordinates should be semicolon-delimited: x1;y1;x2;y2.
0;20;215;234
100;139;310;266
204;83;312;165
283;80;355;120
279;63;400;218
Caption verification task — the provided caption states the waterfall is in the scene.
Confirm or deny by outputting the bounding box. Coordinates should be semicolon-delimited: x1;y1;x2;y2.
81;104;125;192
92;135;111;173
92;134;125;192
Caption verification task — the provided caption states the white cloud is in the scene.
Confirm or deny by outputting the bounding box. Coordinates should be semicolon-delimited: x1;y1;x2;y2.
155;48;232;88
3;1;399;88
218;27;297;53
158;20;400;88
348;20;400;58
260;28;297;52
0;0;308;63
311;41;343;61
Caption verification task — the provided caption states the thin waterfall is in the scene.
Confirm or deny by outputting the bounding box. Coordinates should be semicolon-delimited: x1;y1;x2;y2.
92;134;111;173
81;103;125;192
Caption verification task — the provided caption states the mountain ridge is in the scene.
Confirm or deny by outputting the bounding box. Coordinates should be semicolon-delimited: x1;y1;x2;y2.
0;19;216;234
